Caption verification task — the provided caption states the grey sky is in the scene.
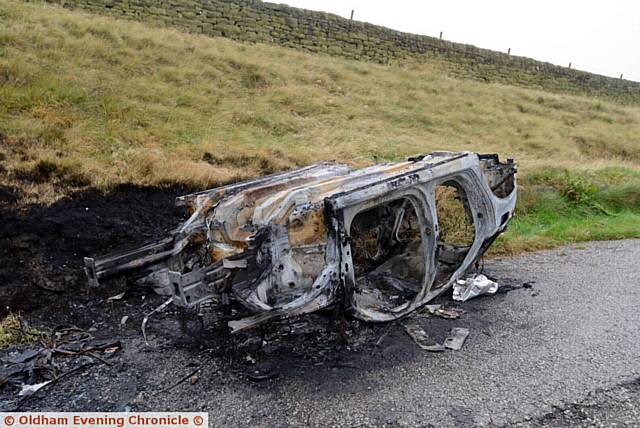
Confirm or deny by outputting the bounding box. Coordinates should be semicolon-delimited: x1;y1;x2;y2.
282;0;640;82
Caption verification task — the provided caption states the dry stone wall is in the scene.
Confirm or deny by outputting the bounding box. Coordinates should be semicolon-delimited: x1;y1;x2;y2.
42;0;640;103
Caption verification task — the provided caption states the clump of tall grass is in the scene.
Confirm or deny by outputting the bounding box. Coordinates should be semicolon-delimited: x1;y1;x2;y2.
520;166;640;215
0;312;44;348
594;180;640;211
492;167;640;255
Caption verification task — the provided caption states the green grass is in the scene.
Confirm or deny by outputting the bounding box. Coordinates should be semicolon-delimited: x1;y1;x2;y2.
492;167;640;255
0;0;639;254
496;209;640;255
0;312;43;348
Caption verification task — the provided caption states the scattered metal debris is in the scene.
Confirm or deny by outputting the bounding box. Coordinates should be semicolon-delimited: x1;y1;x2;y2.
453;274;499;302
404;323;446;352
246;365;279;381
375;331;389;347
18;380;51;396
51;328;121;359
5;349;40;365
155;355;217;395
107;291;127;302
0;326;120;403
424;304;464;319
444;328;470;350
141;298;173;346
11;363;95;411
85;152;516;333
436;307;464;319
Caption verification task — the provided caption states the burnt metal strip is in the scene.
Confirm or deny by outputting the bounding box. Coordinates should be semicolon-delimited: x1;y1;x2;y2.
327;153;469;203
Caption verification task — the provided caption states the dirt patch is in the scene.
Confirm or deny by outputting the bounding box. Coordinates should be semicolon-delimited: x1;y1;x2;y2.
0;185;192;316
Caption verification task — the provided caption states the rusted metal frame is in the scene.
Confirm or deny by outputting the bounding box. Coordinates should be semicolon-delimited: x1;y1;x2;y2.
421;172;496;300
170;251;258;308
490;170;517;192
169;263;225;307
227;203;345;333
84;236;182;287
326;155;514;322
82;151;516;334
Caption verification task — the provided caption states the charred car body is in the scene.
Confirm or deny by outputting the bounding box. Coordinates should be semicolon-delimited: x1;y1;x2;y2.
85;152;517;332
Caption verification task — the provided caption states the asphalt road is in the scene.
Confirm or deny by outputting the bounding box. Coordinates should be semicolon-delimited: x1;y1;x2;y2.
10;239;640;427
213;239;639;427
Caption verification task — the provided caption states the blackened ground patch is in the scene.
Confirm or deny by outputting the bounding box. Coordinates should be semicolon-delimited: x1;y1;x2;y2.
0;185;192;316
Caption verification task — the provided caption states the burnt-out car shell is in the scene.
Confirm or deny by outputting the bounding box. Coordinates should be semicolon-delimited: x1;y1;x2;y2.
84;151;517;332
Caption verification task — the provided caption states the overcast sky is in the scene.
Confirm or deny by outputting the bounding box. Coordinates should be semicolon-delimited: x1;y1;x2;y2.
282;0;640;82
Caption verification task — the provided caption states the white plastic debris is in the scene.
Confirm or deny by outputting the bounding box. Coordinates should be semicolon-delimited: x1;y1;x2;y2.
453;274;498;302
18;381;52;396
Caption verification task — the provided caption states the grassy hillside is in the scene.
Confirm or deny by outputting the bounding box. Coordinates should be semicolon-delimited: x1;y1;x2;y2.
1;0;640;254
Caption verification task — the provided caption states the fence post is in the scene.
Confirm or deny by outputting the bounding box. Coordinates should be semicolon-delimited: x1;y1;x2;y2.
568;62;572;69
350;10;354;20
439;31;443;39
507;48;511;55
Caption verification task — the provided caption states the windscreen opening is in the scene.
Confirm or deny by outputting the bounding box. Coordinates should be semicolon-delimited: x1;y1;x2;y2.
434;182;476;287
